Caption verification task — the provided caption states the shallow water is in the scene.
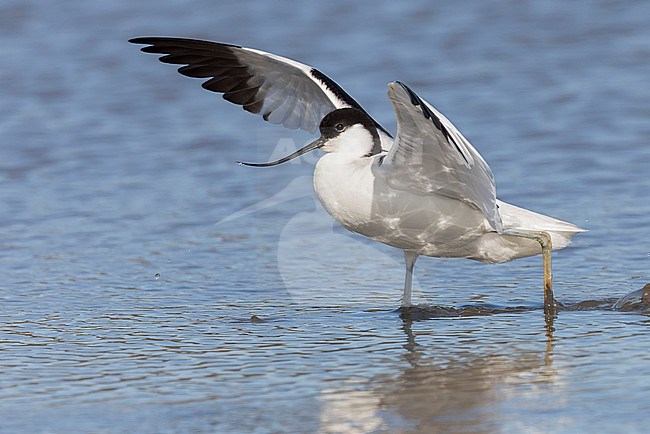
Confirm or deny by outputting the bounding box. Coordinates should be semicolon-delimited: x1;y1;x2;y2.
1;0;649;432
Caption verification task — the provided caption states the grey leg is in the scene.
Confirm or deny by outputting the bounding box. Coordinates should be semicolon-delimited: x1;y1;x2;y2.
503;229;556;316
402;251;419;308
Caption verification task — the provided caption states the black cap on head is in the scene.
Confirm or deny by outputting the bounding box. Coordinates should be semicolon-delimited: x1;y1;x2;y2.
318;108;382;156
239;108;383;167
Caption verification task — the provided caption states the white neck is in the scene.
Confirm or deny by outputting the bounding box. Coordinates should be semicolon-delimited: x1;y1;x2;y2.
321;124;377;158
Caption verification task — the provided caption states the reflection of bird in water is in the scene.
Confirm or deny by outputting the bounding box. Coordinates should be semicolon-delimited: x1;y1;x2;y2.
132;38;585;313
376;316;559;431
319;315;559;432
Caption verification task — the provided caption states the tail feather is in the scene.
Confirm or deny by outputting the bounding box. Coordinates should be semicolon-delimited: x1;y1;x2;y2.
496;200;586;250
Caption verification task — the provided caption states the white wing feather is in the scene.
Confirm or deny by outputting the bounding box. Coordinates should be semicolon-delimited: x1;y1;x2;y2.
131;37;385;134
378;82;502;231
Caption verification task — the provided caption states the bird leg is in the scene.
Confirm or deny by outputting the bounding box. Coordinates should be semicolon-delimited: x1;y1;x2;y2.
503;229;557;317
402;251;419;308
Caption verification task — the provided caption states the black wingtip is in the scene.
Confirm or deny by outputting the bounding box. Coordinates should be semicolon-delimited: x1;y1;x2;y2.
395;81;420;106
395;81;433;120
394;81;469;164
129;37;155;45
129;37;161;52
128;36;242;49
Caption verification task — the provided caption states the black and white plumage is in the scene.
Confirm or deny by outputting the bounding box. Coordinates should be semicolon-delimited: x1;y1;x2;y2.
130;37;389;137
131;37;584;311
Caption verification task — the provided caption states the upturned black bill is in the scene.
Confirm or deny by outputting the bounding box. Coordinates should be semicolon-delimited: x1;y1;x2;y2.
238;137;325;167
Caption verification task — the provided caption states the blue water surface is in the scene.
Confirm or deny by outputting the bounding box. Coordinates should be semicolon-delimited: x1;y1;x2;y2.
1;0;649;432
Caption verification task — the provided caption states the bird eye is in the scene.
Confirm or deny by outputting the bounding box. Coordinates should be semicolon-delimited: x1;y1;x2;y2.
335;123;345;131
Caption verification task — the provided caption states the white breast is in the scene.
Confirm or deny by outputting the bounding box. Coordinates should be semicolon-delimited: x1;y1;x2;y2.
313;153;376;232
313;153;492;255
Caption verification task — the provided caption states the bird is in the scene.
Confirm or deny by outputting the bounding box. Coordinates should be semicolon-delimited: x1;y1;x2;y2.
130;37;585;314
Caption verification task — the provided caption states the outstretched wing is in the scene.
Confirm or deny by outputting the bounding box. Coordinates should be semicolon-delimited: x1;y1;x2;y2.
378;81;502;231
130;37;385;135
